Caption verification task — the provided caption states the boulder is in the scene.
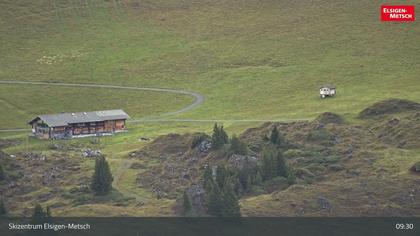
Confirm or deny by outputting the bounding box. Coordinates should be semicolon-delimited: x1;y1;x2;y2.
317;196;332;210
198;140;212;153
227;154;257;171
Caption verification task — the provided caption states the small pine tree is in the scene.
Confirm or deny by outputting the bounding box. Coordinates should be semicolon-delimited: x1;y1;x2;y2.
45;206;52;218
287;171;296;185
221;184;241;217
207;183;223;217
220;126;229;145
203;165;213;190
31;204;47;225
254;171;262;185
0;199;6;216
246;175;252;192
216;166;227;189
270;126;285;146
230;135;248;155
270;126;279;144
0;164;4;181
182;191;192;215
260;146;278;181
91;156;114;195
211;123;229;150
276;151;289;178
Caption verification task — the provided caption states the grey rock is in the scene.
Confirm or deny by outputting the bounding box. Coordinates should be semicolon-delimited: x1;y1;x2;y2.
198;140;212;153
317;196;332;210
227;154;257;170
81;149;102;158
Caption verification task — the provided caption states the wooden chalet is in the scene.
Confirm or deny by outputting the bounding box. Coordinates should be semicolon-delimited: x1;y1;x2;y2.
28;109;130;139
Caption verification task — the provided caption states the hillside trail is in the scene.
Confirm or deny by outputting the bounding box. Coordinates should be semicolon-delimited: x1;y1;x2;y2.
0;80;205;203
0;80;307;203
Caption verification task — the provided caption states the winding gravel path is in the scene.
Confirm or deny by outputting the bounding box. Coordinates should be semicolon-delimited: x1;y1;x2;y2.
0;80;204;131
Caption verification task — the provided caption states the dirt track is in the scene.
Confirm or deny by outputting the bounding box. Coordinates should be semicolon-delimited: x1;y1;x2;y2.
0;80;205;131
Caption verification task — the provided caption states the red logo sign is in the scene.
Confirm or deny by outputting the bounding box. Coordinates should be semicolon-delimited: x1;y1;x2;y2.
381;5;415;22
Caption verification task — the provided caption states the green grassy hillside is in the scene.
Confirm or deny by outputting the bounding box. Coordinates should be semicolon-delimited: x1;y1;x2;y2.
1;0;419;129
0;0;419;217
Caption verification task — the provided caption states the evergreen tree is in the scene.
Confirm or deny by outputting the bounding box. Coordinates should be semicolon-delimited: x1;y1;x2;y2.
182;191;192;215
0;199;6;216
246;175;252;192
220;126;229;145
270;126;285;146
0;164;4;181
287;171;296;185
276;151;289;178
30;204;55;236
203;165;213;190
45;206;52;218
31;204;47;225
260;146;278;181
216;166;227;189
229;135;248;155
211;123;229;150
91;156;114;195
207;183;223;217
254;171;262;185
270;126;279;144
221;184;241;217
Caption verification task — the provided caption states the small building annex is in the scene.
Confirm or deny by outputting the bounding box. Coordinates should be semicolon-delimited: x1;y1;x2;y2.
28;109;130;140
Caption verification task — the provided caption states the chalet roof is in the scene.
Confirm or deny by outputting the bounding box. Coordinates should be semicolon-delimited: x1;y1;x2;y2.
28;109;130;127
320;85;336;89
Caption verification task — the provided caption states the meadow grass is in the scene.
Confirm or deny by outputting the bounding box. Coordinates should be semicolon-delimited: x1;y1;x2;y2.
1;0;419;132
1;0;419;216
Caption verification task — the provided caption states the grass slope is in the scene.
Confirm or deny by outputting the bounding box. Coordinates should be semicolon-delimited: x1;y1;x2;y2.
0;0;419;128
0;0;419;217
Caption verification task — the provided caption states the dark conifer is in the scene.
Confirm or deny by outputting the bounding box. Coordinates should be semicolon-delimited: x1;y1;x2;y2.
211;123;229;150
31;204;47;225
203;165;213;190
207;183;223;217
276;151;289;178
182;191;192;215
216;166;227;189
230;135;248;155
91;156;114;195
0;199;6;216
0;164;5;181
221;184;241;217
